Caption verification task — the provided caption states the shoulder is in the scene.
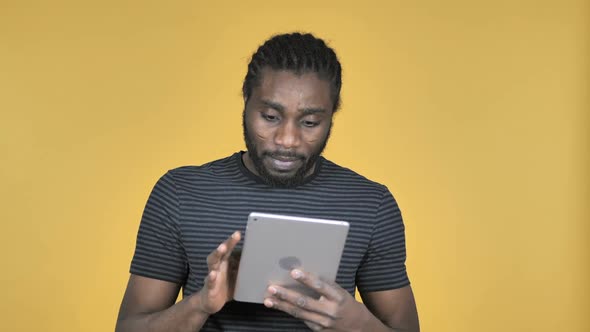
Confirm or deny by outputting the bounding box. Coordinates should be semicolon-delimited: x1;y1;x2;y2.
145;153;244;198
163;153;241;184
318;157;389;195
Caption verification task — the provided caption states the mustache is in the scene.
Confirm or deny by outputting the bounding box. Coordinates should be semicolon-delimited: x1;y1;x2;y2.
262;151;305;160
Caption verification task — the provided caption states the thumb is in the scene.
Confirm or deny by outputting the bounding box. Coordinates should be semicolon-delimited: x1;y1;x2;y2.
203;270;218;293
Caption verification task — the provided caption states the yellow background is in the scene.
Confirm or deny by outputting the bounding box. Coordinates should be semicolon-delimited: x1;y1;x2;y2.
1;1;588;331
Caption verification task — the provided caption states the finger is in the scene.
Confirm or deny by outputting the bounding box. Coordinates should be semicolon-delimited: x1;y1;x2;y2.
305;321;323;331
206;243;226;271
203;270;216;291
264;296;331;328
207;231;241;270
291;269;343;302
266;286;325;315
204;270;224;298
222;231;241;260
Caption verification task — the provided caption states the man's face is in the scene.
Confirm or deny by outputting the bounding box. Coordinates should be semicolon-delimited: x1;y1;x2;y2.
242;68;334;188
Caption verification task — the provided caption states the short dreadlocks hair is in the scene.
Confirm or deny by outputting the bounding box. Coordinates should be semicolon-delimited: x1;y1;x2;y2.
242;32;343;112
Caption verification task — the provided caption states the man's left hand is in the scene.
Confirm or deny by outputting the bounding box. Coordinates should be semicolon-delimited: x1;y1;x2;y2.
263;269;371;331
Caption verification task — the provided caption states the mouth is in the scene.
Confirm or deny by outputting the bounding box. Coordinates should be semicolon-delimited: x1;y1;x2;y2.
267;155;303;172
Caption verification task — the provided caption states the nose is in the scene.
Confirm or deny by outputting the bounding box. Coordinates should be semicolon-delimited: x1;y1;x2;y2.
274;120;301;149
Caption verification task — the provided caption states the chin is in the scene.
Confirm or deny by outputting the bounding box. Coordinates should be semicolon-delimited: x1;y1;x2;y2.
262;162;301;177
266;169;299;180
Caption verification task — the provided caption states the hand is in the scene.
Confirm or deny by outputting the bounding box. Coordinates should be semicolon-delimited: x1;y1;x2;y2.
197;231;241;315
263;269;370;331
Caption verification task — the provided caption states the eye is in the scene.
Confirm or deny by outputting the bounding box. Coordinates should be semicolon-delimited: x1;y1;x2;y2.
301;120;320;128
261;112;280;123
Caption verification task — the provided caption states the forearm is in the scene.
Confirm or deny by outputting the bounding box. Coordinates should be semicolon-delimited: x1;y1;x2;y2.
115;292;210;332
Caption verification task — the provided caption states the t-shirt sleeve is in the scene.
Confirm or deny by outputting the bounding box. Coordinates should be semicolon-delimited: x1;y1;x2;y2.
356;187;410;293
130;171;188;284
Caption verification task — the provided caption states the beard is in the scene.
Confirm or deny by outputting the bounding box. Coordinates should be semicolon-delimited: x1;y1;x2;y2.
242;111;331;188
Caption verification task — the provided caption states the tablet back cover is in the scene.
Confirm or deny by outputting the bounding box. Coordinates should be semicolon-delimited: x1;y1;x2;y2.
233;212;349;303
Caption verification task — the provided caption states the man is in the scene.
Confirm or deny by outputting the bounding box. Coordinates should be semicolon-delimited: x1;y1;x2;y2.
116;32;419;331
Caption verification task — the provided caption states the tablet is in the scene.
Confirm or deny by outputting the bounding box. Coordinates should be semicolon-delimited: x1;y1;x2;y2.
233;212;349;303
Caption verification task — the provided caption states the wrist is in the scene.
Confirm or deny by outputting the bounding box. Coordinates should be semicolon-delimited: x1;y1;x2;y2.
189;290;213;316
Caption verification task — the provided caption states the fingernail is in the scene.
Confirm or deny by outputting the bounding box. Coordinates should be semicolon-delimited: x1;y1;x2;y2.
232;231;239;239
268;286;277;294
292;269;302;279
264;298;274;308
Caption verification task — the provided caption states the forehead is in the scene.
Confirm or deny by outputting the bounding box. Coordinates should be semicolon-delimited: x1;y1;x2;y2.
254;68;333;108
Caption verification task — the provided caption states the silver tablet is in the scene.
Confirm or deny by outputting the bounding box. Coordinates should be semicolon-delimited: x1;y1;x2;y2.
233;212;350;303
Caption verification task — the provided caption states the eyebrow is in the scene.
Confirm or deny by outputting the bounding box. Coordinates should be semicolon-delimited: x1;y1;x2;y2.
261;100;284;112
260;99;327;115
300;107;327;115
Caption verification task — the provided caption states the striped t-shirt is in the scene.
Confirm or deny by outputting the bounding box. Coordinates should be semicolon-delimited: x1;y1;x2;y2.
130;151;409;331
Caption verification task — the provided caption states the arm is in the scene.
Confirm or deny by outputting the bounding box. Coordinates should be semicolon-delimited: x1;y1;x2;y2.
115;275;209;332
360;285;420;332
115;231;241;332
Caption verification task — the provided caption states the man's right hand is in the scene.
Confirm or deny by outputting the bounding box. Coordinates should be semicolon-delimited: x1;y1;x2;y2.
115;231;242;332
198;231;242;314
